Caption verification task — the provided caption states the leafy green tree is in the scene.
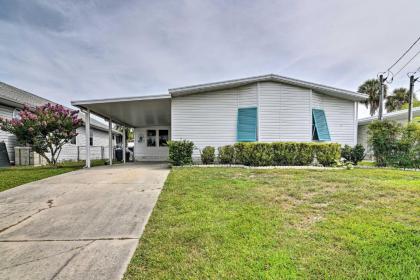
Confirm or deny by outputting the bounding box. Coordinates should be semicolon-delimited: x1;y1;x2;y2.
401;99;420;110
385;88;415;112
358;79;388;116
0;103;83;165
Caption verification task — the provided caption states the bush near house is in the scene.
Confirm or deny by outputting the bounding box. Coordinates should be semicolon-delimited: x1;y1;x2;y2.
200;146;215;164
168;140;194;166
341;144;365;165
313;143;341;166
233;142;273;166
271;142;315;166
218;145;235;164
368;120;420;168
231;142;340;167
171;141;341;167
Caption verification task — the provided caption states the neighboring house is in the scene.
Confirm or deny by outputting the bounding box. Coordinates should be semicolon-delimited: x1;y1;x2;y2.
357;107;420;157
0;81;122;164
72;74;367;162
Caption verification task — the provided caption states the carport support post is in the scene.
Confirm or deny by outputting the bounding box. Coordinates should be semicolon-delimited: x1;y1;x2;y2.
108;119;113;165
85;109;91;168
122;127;126;163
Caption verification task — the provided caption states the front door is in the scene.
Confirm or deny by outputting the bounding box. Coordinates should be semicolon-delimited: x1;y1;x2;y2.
134;126;170;161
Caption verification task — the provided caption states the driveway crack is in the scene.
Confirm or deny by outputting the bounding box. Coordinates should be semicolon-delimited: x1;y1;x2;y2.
0;242;92;271
0;200;55;234
50;240;95;280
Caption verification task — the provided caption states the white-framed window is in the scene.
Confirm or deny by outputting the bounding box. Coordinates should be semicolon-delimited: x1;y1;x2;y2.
12;108;21;119
147;130;156;147
159;130;169;146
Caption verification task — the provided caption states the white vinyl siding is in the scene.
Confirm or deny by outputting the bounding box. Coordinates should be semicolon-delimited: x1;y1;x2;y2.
172;88;238;158
238;84;258;108
56;127;114;162
260;82;312;142
357;124;371;156
312;92;324;109
0;104;17;161
171;81;358;160
320;93;356;146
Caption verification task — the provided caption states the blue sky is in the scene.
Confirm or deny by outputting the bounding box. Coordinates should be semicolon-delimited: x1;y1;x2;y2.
0;0;419;118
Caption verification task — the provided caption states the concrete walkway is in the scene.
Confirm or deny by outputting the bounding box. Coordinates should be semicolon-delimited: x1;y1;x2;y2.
0;163;169;280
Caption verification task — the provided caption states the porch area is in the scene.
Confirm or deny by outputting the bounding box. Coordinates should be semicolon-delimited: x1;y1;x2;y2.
71;94;171;167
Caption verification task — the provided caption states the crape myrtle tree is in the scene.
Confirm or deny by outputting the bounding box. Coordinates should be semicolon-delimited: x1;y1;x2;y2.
0;103;83;165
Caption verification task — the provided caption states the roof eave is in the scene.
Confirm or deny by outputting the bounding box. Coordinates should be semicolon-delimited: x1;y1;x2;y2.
71;94;171;107
169;74;367;102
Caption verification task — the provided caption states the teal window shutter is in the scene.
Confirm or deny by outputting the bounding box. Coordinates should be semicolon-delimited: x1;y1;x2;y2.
312;109;331;141
237;107;257;142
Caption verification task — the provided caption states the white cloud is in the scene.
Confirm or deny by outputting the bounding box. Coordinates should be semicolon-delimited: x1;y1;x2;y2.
0;0;419;118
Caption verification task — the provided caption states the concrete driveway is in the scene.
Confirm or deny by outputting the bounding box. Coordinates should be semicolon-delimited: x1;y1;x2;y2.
0;163;169;280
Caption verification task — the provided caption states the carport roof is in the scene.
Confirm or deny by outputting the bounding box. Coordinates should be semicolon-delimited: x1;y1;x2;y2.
71;94;171;128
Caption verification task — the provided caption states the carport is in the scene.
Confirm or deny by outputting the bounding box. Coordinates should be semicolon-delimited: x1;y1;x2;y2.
71;94;171;167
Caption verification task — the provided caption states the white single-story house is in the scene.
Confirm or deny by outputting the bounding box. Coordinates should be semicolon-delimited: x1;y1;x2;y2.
357;107;420;157
72;74;367;165
0;81;122;165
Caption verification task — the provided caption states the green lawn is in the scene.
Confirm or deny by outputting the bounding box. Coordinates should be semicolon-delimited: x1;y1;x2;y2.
0;159;108;192
125;167;420;279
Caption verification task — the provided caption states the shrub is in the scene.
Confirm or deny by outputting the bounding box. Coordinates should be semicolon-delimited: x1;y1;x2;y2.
218;145;235;164
233;142;337;167
341;145;353;163
271;142;315;166
341;144;365;165
391;122;420;168
237;142;273;166
233;143;246;164
201;146;215;164
168;140;194;166
313;143;341;166
351;144;365;165
295;143;316;165
368;120;401;167
368;120;420;168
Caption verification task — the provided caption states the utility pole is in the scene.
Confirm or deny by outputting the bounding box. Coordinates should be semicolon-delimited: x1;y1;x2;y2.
378;74;385;120
408;74;419;122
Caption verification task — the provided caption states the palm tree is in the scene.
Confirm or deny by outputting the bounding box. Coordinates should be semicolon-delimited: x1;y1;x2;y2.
385;88;410;112
358;79;388;116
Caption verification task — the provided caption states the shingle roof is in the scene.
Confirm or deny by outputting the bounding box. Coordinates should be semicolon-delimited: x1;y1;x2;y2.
0;81;121;134
0;81;53;107
169;74;368;101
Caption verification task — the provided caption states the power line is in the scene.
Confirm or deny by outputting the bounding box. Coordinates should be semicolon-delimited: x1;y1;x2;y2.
393;49;420;77
386;36;420;71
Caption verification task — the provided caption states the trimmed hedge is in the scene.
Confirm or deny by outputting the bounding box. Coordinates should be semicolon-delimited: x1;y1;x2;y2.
218;145;235;164
234;143;273;166
313;143;341;166
271;142;315;166
169;140;341;167
168;140;194;166
230;142;340;166
201;146;215;164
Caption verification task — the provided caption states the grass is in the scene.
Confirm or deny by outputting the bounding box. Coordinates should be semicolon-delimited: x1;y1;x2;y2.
0;159;108;192
358;160;376;167
125;167;420;279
